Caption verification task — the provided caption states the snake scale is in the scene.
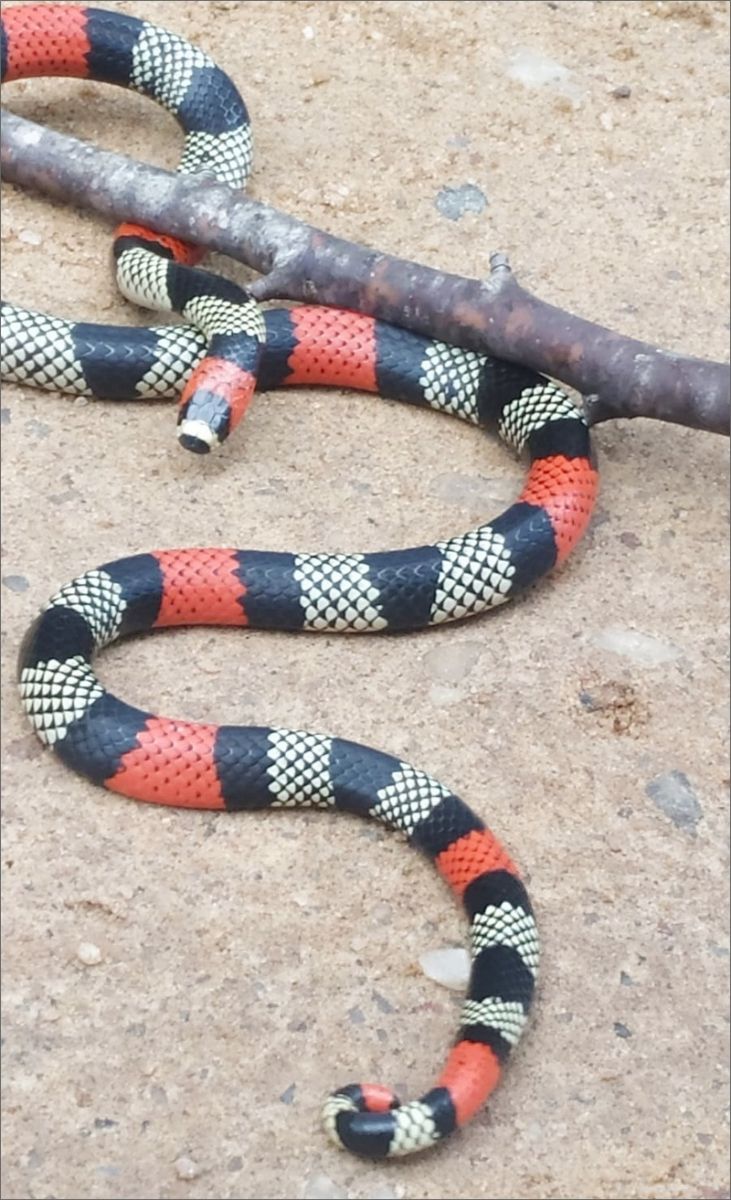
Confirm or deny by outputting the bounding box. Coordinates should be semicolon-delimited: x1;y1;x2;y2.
1;4;597;1159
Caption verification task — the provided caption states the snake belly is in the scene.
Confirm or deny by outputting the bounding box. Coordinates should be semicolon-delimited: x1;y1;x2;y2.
4;2;597;1160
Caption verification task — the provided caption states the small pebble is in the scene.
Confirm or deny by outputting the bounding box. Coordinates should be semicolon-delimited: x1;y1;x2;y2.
418;947;470;991
435;183;487;221
591;626;681;666
612;83;632;98
77;942;103;966
26;418;51;440
646;770;703;833
302;1172;349;1200
707;942;729;958
321;184;351;208
614;1022;633;1039
506;48;570;88
599;111;614;131
95;1165;120;1180
174;1155;201;1181
279;1083;296;1105
302;24;315;39
2;574;29;593
428;683;463;708
505;48;583;106
18;228;42;246
423;641;481;685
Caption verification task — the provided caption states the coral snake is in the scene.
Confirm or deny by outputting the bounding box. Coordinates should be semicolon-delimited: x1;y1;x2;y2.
1;4;598;1159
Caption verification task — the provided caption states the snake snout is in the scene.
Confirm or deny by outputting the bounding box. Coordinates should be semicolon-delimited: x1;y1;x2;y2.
178;422;216;454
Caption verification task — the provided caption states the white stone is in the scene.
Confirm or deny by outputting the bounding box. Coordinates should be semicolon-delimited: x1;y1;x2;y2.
77;942;103;966
302;1173;348;1200
591;626;681;666
423;640;482;685
418;946;470;991
174;1155;201;1181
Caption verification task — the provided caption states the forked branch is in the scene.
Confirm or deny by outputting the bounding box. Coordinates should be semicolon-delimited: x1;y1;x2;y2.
1;110;728;436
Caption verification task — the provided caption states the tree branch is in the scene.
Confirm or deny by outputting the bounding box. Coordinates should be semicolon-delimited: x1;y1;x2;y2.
1;110;728;436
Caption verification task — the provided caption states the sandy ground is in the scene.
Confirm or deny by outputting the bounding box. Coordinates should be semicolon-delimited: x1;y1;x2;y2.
1;2;729;1198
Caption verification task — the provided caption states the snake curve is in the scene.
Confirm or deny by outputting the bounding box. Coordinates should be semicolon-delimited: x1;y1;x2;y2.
2;4;598;1159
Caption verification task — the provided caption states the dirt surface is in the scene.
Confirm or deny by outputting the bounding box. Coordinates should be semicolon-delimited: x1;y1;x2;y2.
2;2;729;1198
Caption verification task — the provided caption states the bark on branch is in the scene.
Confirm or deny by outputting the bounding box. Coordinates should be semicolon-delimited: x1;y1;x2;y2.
1;110;728;436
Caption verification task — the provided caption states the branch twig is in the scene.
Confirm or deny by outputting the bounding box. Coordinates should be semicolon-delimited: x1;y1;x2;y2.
1;110;728;436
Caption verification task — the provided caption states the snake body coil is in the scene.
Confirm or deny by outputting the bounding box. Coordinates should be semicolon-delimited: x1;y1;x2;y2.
2;4;598;1158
